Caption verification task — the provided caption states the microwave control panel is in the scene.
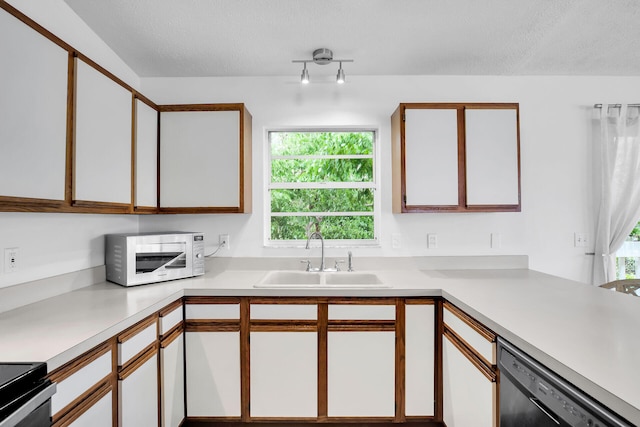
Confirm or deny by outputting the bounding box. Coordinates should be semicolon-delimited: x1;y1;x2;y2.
193;233;205;276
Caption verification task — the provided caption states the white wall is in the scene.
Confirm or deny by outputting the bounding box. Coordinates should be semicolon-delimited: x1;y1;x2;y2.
2;1;639;288
0;1;141;289
140;75;640;284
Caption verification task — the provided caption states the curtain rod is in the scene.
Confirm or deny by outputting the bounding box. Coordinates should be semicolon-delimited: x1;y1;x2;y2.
594;103;640;108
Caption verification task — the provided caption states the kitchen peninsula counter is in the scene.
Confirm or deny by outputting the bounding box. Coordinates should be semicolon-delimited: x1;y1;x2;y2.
0;261;638;423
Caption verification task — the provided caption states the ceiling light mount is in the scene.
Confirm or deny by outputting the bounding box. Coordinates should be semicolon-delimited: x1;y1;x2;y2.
293;48;353;84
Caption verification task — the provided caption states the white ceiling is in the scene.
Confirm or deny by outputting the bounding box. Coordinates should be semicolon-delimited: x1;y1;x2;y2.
63;0;640;78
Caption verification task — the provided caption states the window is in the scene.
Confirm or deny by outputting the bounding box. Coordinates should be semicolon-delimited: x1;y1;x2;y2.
616;220;640;279
265;130;378;246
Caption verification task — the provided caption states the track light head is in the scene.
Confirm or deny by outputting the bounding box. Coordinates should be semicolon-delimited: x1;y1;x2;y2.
336;62;345;84
301;64;310;84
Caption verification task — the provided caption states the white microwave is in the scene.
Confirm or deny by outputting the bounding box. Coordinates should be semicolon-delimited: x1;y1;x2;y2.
105;232;205;286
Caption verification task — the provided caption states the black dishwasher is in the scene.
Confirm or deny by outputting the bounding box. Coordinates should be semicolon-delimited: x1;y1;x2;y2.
498;338;633;427
0;363;56;427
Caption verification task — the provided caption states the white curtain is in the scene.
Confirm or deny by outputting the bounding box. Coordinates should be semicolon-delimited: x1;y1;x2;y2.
592;104;640;285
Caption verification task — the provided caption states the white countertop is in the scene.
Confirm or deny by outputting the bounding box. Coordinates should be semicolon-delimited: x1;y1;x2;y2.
0;264;638;423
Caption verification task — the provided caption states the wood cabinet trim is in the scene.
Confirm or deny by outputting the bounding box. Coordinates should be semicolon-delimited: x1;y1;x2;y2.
250;320;317;332
185;319;240;332
443;327;496;383
327;297;398;305
52;379;111;427
327;320;396;332
443;322;494;370
240;299;251;422
47;341;111;383
184;296;241;305
405;298;435;305
158;298;183;317
443;301;496;342
395;299;406;422
117;342;158;381
117;313;158;344
160;323;184;347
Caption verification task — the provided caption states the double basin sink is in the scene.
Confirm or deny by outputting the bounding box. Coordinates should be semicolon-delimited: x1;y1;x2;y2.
254;270;388;288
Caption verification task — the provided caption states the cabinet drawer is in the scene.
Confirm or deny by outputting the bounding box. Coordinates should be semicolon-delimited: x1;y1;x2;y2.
50;346;112;418
251;304;317;320
118;319;157;366
185;303;239;319
159;304;183;335
443;302;496;365
329;304;395;320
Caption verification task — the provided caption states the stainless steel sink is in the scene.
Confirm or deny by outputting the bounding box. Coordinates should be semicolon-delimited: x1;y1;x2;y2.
254;271;388;288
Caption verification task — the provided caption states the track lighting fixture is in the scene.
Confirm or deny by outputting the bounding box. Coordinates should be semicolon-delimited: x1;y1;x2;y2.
301;63;310;84
292;48;353;84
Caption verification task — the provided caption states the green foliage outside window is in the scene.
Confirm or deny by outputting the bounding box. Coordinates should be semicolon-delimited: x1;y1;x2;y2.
269;131;376;241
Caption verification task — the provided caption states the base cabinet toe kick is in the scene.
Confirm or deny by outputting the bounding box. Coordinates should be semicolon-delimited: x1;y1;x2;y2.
40;296;633;427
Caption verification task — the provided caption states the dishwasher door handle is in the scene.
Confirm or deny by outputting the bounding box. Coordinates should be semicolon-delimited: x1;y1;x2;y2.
529;396;560;425
0;382;56;427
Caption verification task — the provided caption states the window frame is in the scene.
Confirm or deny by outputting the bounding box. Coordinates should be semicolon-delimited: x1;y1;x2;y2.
264;127;380;248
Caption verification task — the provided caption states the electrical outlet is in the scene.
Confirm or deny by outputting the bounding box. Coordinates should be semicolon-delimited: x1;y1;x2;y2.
427;233;438;249
574;232;587;247
219;234;230;250
4;248;19;273
391;233;401;249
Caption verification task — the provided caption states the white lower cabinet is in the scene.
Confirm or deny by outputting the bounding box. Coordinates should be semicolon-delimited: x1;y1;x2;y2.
161;333;185;427
443;335;496;427
327;331;395;417
185;331;241;416
250;331;317;417
65;391;113;427
405;303;435;416
119;353;159;427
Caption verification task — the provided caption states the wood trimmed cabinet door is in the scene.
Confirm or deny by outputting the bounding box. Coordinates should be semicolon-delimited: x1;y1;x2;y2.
0;5;69;206
158;104;252;214
327;301;396;419
391;102;521;213
116;315;160;427
184;297;242;418
159;300;185;427
73;57;133;212
249;300;318;419
442;302;498;427
404;300;437;419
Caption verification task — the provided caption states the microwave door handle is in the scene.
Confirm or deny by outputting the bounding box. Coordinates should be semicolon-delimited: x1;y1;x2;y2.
529;397;560;425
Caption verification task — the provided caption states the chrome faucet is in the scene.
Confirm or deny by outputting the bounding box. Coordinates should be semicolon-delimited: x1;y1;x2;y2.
305;230;325;271
347;251;354;272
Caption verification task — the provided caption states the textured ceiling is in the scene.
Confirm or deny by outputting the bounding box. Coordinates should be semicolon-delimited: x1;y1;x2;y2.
63;0;640;78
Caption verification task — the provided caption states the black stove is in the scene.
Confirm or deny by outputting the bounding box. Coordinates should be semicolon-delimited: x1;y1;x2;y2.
0;362;55;427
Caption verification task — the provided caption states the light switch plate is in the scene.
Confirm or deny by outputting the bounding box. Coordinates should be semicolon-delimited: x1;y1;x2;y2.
427;233;438;249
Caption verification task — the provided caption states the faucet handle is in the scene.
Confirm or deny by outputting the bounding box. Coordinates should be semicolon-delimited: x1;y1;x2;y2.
334;259;345;271
300;259;312;271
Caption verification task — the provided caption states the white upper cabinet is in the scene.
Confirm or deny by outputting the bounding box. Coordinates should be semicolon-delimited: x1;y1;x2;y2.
74;58;132;206
465;108;520;206
134;99;158;209
159;105;252;213
404;108;459;206
392;103;521;213
0;7;68;201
